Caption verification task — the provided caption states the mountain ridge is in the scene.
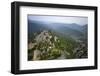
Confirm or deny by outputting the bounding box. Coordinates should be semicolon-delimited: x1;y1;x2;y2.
28;20;87;41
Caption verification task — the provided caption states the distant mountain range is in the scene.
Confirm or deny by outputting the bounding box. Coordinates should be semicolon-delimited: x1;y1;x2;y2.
28;20;87;40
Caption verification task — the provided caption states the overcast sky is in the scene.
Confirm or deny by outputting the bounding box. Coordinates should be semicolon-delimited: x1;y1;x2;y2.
28;15;88;26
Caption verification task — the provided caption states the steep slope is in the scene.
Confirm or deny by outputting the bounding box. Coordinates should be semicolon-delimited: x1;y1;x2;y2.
28;30;79;60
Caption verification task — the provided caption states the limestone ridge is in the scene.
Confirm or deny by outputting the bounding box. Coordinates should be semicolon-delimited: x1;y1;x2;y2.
28;30;62;60
28;30;87;61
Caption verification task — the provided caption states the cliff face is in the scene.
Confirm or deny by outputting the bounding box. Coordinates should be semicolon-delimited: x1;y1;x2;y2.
28;30;87;61
28;30;62;61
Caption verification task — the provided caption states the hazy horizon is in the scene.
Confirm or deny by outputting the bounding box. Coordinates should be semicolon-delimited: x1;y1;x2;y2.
28;15;88;26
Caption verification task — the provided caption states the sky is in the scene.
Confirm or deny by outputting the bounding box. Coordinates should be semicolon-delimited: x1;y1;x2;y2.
28;15;88;26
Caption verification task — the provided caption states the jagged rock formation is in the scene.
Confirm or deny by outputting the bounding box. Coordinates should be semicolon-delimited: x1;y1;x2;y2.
28;30;62;60
28;30;87;61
